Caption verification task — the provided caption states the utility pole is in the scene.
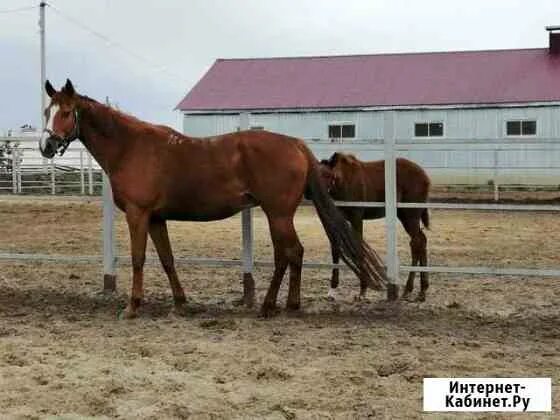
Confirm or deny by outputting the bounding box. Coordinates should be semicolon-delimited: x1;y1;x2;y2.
39;1;46;127
39;1;47;168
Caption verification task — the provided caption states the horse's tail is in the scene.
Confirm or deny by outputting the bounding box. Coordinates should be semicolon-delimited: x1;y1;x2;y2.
304;155;387;290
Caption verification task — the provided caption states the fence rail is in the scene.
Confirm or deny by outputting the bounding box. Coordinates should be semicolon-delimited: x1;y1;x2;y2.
0;137;102;194
2;114;560;298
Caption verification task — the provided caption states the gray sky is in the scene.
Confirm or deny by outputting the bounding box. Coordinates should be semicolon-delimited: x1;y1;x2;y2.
1;0;558;133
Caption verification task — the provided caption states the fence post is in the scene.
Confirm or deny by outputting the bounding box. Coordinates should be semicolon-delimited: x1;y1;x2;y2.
102;171;117;292
17;150;23;194
239;112;255;306
11;150;17;194
493;149;500;202
87;152;93;195
80;150;85;195
384;111;400;300
50;158;55;195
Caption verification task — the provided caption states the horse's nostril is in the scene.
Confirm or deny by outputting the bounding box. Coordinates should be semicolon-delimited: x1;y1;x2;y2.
41;140;56;158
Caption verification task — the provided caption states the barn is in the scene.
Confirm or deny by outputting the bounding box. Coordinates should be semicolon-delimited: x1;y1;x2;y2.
177;27;560;186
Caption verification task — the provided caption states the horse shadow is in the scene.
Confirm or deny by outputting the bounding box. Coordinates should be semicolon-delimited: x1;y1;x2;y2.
0;285;558;343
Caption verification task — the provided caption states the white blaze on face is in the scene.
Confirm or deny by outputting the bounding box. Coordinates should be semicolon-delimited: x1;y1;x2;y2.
40;101;59;152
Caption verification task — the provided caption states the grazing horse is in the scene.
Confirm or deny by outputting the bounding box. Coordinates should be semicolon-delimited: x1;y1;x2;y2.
320;152;430;302
39;79;387;318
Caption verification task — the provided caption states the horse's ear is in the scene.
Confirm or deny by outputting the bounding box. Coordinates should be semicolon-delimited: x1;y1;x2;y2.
45;80;56;98
63;79;75;97
328;152;340;167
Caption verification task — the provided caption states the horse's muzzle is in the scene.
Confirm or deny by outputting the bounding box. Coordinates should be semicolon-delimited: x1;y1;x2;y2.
39;135;58;159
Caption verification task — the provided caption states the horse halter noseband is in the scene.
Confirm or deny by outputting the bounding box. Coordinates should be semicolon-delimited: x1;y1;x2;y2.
43;108;80;156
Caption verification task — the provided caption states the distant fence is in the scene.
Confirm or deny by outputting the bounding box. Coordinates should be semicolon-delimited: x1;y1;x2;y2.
1;113;560;300
0;137;102;195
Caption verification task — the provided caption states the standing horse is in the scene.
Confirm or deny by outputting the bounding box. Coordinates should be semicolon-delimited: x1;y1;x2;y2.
320;152;430;302
39;79;387;318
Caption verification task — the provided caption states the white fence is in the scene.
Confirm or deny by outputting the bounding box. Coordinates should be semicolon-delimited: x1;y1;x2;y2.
0;137;102;194
1;111;560;298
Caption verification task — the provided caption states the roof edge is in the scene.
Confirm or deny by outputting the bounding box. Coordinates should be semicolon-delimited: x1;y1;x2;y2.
213;47;547;62
181;100;560;114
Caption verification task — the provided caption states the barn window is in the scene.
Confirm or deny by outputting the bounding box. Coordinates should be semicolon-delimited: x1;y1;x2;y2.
506;120;537;136
415;122;444;137
328;123;355;142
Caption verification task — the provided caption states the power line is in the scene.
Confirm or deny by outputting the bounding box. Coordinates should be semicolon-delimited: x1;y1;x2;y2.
47;4;187;84
0;5;36;15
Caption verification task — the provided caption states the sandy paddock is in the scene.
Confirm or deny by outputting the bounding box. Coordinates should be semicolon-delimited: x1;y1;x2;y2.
0;197;558;419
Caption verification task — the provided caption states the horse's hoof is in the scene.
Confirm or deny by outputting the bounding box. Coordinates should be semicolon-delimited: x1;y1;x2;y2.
415;294;426;303
118;306;138;320
353;294;369;302
285;302;301;312
326;287;338;301
259;304;279;318
401;292;413;301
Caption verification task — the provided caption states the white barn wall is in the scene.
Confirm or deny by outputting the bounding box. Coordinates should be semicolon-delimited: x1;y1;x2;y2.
183;106;560;186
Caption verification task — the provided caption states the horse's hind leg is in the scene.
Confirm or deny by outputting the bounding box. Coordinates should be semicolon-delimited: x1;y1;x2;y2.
285;230;304;312
417;229;428;302
400;212;422;301
402;240;419;300
149;218;186;314
261;216;292;317
121;207;150;319
261;216;303;315
328;244;340;300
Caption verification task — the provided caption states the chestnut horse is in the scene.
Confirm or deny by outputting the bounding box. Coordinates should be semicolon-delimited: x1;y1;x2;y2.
39;80;387;318
320;152;430;302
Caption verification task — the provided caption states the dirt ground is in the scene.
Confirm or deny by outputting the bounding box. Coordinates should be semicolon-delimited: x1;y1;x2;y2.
0;196;558;419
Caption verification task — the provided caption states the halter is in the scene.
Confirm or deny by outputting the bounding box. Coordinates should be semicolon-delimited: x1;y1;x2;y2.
43;108;80;156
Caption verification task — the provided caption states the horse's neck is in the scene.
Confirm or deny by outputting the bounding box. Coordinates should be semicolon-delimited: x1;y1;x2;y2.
78;102;132;175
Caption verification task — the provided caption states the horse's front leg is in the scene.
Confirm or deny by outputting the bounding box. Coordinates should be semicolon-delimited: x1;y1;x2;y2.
121;207;150;319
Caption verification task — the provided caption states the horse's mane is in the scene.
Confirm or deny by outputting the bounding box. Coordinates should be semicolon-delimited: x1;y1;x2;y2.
78;94;186;140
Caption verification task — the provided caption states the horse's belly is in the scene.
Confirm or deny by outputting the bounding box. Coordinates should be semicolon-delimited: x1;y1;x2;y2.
363;208;385;219
158;190;256;222
159;206;243;222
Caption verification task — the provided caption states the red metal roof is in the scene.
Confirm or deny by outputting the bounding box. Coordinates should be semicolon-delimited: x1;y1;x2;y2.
176;48;560;111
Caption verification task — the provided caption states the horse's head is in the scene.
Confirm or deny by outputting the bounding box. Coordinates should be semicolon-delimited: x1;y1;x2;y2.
39;79;80;158
319;152;357;194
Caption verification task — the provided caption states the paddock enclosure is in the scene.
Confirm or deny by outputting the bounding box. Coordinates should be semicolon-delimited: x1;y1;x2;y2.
0;195;559;418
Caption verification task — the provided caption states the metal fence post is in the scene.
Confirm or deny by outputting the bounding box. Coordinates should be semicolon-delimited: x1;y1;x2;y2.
17;150;23;194
239;112;255;306
11;151;17;194
493;149;500;202
102;171;117;292
88;152;93;195
384;111;400;300
80;150;85;195
50;158;55;195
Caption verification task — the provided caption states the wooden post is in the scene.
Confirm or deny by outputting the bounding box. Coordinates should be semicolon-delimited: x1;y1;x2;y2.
102;171;116;292
384;111;400;300
239;112;255;306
